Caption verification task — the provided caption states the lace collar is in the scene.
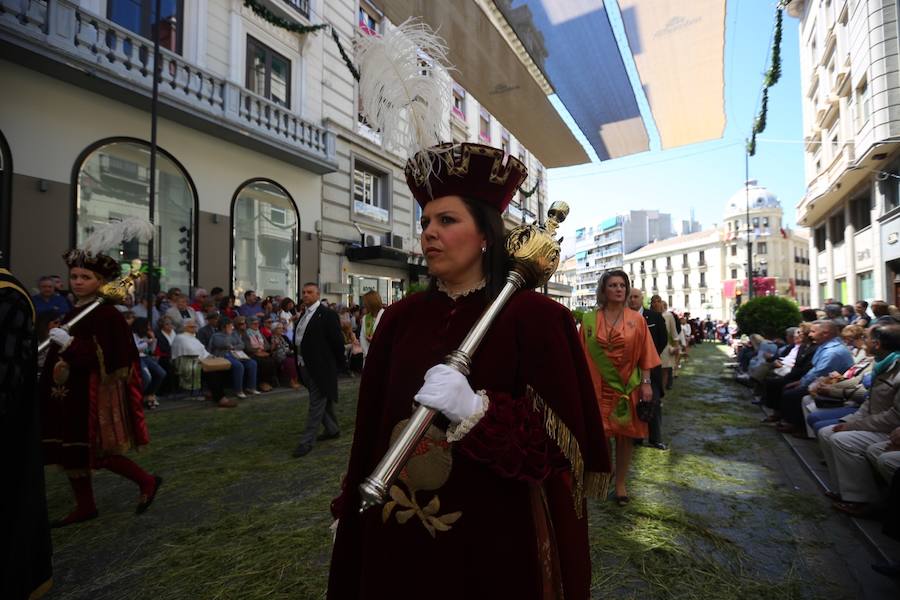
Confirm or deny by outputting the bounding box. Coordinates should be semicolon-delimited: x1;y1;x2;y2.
437;278;486;301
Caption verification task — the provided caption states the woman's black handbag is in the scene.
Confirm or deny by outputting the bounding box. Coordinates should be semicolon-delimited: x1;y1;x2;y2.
636;400;655;423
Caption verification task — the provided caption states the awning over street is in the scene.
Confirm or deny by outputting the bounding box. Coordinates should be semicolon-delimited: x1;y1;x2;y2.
371;0;591;168
371;0;727;165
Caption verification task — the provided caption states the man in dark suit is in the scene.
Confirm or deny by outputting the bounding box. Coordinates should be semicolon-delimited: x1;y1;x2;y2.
292;283;346;458
629;288;668;450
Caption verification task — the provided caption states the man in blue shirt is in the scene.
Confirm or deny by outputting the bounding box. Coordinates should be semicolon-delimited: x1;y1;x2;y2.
777;320;855;436
238;290;263;318
31;276;71;317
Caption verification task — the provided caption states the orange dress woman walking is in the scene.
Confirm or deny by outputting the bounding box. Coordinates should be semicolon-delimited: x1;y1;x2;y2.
582;270;660;505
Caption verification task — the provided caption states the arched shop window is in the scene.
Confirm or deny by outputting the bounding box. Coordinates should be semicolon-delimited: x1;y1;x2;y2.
231;179;299;299
75;139;196;292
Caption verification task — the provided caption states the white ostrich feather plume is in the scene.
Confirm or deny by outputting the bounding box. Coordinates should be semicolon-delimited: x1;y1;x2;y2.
355;18;452;168
82;216;155;255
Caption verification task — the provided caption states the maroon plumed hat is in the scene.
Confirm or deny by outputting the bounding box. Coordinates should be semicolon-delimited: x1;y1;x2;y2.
405;143;528;213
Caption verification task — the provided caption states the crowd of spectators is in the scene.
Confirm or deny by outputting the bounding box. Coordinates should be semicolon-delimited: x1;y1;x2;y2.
731;299;900;577
32;278;384;409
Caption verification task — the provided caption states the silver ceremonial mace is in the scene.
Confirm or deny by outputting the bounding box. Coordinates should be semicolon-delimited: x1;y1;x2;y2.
38;260;143;353
358;202;569;512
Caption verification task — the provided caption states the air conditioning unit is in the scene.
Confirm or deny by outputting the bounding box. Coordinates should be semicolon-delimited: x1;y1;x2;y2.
364;234;377;247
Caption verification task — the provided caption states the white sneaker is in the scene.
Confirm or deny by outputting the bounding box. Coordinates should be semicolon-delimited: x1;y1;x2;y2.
236;392;248;399
249;389;261;395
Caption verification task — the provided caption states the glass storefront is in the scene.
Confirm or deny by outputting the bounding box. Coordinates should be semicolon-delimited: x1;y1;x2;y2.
232;179;299;300
76;140;195;292
857;271;874;303
347;273;403;307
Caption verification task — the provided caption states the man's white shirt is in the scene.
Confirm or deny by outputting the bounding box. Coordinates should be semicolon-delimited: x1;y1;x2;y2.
295;300;321;366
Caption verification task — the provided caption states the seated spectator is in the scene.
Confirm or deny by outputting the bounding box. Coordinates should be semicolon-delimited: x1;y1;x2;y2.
32;275;71;317
777;320;855;436
239;317;278;391
132;294;160;323
279;298;299;340
841;323;868;363
133;317;164;409
804;355;873;434
165;293;199;333
210;287;225;305
868;426;900;577
171;318;235;408
155;316;178;393
818;323;900;514
190;288;209;313
872;300;893;325
159;287;181;315
261;316;274;339
197;311;219;348
855;301;872;327
342;319;363;374
826;303;848;327
760;323;814;422
238;290;263;318
270;322;300;389
219;294;238;319
209;318;259;399
171;319;203;395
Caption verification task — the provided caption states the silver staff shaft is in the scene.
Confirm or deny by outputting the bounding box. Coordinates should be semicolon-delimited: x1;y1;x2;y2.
38;297;107;353
358;271;526;512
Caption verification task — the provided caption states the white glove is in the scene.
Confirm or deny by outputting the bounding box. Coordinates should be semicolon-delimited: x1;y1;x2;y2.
49;327;73;349
414;364;482;423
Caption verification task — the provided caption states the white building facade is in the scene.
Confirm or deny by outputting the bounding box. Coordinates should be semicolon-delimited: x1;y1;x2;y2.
623;182;809;320
787;0;900;306
0;0;549;307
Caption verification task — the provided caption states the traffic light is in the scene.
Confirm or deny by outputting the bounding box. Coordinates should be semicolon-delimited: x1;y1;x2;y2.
735;288;742;306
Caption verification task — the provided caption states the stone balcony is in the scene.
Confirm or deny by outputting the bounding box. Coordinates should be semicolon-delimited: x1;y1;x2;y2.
0;0;337;173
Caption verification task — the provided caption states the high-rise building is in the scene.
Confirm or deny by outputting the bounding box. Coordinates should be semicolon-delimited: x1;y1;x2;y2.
572;210;675;307
786;0;900;305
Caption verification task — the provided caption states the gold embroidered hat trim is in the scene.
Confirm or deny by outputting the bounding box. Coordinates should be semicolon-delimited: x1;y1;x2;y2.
527;384;610;517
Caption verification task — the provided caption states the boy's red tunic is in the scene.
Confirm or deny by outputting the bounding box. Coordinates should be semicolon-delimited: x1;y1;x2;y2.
329;288;610;599
39;303;148;475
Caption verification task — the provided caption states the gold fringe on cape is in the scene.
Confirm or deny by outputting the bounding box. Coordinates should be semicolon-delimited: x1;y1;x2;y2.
527;384;610;517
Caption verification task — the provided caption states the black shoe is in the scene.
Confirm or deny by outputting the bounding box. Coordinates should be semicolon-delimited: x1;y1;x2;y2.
871;562;900;578
648;442;668;450
633;439;645;446
292;443;313;458
317;431;340;442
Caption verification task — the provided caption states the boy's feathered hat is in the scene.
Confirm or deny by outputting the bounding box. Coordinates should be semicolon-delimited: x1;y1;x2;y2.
64;217;154;280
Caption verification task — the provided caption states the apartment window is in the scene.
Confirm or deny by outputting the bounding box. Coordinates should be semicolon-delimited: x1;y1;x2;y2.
699;273;706;287
752;217;759;229
246;37;291;108
682;253;688;267
762;217;769;229
857;78;871;128
667;275;673;289
850;193;872;229
731;268;738;279
518;147;527;168
652;277;658;290
683;274;689;287
452;85;466;119
479;109;491;143
699;250;705;265
652;258;657;269
666;256;672;268
668;295;673;307
352;161;389;224
684;294;690;307
757;242;767;254
731;244;737;256
500;129;511;155
814;225;826;252
727;221;732;232
883;170;900;212
359;3;381;34
829;211;845;244
108;0;183;54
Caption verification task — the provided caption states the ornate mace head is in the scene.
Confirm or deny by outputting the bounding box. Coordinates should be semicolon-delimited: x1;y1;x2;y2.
98;259;143;304
505;201;569;289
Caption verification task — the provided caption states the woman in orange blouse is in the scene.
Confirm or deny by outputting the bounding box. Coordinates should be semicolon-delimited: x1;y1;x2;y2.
582;270;661;505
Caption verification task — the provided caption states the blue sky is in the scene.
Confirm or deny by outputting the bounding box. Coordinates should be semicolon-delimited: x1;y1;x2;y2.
550;0;805;249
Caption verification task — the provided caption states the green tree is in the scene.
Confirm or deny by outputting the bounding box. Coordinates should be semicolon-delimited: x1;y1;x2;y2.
735;296;801;339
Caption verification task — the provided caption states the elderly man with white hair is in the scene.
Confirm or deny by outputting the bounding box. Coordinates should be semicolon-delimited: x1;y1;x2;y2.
171;319;236;408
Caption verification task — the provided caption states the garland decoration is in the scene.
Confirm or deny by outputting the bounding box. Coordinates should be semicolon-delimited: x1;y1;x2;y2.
517;177;541;198
332;27;361;82
748;5;784;157
243;0;327;35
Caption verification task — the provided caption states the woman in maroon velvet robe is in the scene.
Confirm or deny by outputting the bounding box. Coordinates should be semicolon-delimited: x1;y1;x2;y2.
328;143;610;599
40;251;161;527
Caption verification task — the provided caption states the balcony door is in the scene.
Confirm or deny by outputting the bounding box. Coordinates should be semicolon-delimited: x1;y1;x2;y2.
107;0;184;54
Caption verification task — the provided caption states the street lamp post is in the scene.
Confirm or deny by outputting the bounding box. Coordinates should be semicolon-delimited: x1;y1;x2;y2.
745;147;753;300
